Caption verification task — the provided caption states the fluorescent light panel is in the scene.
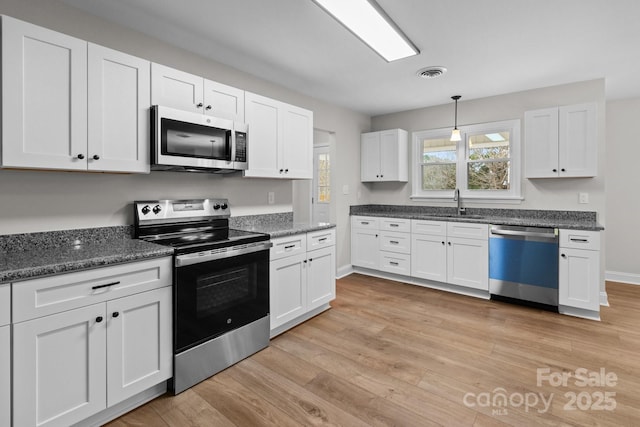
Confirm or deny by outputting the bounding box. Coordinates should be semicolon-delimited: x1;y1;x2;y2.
312;0;419;62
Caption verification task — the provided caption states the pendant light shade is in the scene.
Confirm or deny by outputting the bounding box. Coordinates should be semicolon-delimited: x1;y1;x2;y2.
450;95;462;142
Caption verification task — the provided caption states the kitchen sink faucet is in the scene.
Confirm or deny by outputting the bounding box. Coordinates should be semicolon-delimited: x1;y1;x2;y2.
454;188;466;215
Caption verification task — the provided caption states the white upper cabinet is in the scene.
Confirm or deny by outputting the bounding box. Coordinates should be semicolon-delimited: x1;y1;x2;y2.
525;103;597;178
1;16;151;173
2;15;88;171
151;63;245;122
361;129;408;182
244;91;313;179
88;43;150;173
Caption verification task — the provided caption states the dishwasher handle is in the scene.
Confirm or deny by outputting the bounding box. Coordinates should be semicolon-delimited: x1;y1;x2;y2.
490;226;557;240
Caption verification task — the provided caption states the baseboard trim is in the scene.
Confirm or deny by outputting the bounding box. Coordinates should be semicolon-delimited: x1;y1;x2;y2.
336;264;354;279
600;291;609;307
605;270;640;285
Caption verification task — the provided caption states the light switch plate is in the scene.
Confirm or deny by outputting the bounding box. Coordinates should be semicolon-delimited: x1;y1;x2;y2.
342;185;349;195
268;192;275;204
579;192;589;204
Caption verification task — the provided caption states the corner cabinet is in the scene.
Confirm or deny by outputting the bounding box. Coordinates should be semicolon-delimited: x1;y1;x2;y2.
12;257;173;427
0;284;10;427
1;15;151;173
270;228;336;337
151;63;245;122
524;103;597;178
558;229;601;320
244;92;313;179
361;129;408;182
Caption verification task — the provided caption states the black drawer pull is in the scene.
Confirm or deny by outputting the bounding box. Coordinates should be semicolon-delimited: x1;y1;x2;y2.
361;221;369;225
92;281;120;290
318;237;328;242
284;244;296;249
390;224;399;227
570;238;588;243
390;241;399;244
389;261;399;266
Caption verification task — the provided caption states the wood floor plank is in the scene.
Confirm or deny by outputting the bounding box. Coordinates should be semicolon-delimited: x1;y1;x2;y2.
107;274;640;426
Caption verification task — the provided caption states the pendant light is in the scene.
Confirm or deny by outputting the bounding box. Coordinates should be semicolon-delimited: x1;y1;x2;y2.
450;95;462;142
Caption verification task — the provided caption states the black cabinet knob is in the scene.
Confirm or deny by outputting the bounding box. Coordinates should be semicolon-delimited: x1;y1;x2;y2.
196;102;203;108
561;253;567;258
92;154;100;160
448;242;452;246
77;154;85;160
561;168;566;172
96;316;103;323
279;169;284;173
441;241;445;245
285;169;289;173
205;105;212;110
112;312;119;318
552;169;557;172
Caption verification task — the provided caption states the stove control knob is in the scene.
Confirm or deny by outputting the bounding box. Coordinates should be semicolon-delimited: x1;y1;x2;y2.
141;205;151;215
221;203;228;210
153;205;162;214
213;204;221;210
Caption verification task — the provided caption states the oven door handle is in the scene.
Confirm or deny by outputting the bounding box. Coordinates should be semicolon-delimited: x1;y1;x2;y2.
175;241;272;267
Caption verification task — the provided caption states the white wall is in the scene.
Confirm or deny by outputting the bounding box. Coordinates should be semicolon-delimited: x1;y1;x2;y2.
605;98;640;284
0;0;371;270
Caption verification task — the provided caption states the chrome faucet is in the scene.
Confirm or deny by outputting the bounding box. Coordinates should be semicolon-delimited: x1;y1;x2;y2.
454;188;466;215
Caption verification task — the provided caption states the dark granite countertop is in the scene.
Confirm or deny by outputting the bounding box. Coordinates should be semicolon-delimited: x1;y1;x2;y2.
229;211;335;238
0;226;174;284
350;205;604;231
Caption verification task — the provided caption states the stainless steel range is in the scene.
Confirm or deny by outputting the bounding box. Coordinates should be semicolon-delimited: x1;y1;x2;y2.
134;198;271;394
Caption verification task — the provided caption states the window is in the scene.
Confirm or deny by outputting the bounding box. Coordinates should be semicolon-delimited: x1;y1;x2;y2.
411;119;521;200
316;151;330;203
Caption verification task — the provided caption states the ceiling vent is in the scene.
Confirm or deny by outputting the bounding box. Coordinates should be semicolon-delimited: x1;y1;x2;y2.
416;66;447;79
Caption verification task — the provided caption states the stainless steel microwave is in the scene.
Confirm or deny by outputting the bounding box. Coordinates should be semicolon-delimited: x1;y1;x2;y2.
151;105;248;173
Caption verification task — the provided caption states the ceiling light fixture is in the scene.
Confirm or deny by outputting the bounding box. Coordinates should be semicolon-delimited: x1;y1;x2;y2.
450;95;462;142
311;0;419;62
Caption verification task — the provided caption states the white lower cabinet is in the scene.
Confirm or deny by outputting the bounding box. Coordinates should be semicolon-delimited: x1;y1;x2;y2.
270;229;336;336
12;257;172;427
1;284;10;427
411;220;488;290
559;229;601;315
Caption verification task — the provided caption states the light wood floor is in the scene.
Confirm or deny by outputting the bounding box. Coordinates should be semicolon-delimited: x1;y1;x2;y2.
107;274;640;426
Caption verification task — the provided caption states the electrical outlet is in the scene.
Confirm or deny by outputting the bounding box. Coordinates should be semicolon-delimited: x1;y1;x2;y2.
268;192;275;205
579;192;589;204
342;185;349;195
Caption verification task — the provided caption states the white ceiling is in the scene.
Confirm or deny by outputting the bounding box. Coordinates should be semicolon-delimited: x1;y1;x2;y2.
61;0;640;116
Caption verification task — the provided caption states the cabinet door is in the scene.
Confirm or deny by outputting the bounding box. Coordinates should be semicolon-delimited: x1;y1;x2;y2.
411;234;447;282
203;79;245;122
270;253;308;329
2;15;87;170
282;104;313;179
559;103;597;177
244;92;281;178
447;237;488;290
0;326;9;427
88;43;150;173
524;107;559;178
361;132;380;181
307;246;336;310
559;248;600;311
351;229;379;269
107;286;172;406
151;63;204;113
379;129;402;181
13;304;107;427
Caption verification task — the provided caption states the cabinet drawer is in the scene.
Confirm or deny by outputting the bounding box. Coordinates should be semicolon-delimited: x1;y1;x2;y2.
559;229;600;251
351;216;378;230
271;233;307;261
379;231;411;254
0;284;9;326
412;220;446;236
12;257;172;323
379;217;410;233
307;228;336;251
379;252;411;276
447;222;489;240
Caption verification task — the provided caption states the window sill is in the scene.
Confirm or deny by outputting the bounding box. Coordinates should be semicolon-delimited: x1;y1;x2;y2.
409;195;524;204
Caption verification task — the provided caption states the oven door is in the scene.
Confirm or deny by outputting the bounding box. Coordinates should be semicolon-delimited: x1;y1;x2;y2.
174;243;270;353
153;105;234;170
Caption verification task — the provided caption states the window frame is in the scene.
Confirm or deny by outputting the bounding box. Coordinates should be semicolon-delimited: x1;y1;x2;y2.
411;119;522;201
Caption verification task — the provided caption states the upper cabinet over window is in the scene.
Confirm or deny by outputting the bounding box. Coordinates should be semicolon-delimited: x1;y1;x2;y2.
361;129;408;182
151;63;245;122
1;15;150;173
243;92;313;179
524;103;597;178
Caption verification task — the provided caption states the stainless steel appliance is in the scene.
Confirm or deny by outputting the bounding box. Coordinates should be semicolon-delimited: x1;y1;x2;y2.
134;198;270;394
151;105;248;173
489;225;559;308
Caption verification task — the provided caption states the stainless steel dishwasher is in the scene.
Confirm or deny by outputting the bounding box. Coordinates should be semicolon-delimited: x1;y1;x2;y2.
489;225;559;308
